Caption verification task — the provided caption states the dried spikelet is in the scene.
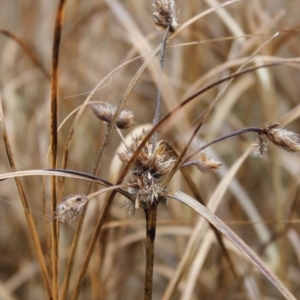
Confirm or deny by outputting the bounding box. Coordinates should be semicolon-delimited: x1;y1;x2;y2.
152;0;179;33
263;123;300;153
195;151;222;173
90;102;134;129
181;151;222;173
118;130;176;212
52;194;88;223
254;133;269;157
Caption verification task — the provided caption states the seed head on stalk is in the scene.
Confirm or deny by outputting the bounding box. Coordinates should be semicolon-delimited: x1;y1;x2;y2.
118;130;176;214
152;0;179;33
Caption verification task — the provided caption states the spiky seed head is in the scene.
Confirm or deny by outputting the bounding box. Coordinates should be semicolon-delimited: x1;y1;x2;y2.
264;123;300;153
118;130;176;212
152;0;179;33
53;194;88;223
90;102;134;129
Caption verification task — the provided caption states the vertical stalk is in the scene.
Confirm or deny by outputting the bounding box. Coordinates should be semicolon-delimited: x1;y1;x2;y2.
144;204;158;300
50;1;66;299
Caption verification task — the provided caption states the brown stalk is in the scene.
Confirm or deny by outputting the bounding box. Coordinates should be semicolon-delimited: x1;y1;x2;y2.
0;29;50;80
49;1;67;299
145;25;170;300
144;204;158;300
0;97;52;298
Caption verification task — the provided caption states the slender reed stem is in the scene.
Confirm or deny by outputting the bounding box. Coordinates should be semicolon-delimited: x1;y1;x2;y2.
144;204;158;300
50;1;66;299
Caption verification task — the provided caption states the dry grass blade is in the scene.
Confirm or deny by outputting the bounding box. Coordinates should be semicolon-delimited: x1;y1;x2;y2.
167;143;238;280
167;190;297;300
0;97;52;298
161;146;252;300
0;29;50;80
0;169;133;200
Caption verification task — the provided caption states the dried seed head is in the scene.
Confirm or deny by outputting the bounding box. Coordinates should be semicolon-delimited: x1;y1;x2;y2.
152;0;179;33
181;151;221;173
52;194;88;223
254;133;269;157
118;130;176;212
264;123;300;153
195;151;222;173
90;102;134;129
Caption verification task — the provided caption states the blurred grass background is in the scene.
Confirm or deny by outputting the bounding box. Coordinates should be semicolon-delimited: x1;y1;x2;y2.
0;0;300;299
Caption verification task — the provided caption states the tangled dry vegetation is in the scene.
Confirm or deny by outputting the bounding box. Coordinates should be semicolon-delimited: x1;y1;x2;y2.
0;0;300;299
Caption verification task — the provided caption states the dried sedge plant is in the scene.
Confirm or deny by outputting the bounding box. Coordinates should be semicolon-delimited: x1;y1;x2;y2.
3;1;300;300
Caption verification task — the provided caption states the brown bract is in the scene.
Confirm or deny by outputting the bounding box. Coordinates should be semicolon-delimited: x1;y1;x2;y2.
90;102;134;129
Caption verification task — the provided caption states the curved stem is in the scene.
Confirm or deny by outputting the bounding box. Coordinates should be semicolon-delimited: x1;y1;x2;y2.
181;127;264;165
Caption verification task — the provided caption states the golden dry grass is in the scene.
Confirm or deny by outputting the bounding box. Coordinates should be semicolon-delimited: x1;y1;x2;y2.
0;0;300;299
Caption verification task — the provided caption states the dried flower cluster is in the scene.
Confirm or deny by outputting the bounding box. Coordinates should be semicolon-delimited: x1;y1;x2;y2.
255;123;300;156
152;0;179;33
195;151;222;173
118;131;176;213
182;150;222;173
90;102;134;129
52;194;88;223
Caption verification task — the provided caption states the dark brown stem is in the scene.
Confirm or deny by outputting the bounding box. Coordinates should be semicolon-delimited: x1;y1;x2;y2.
50;1;66;299
144;204;158;300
